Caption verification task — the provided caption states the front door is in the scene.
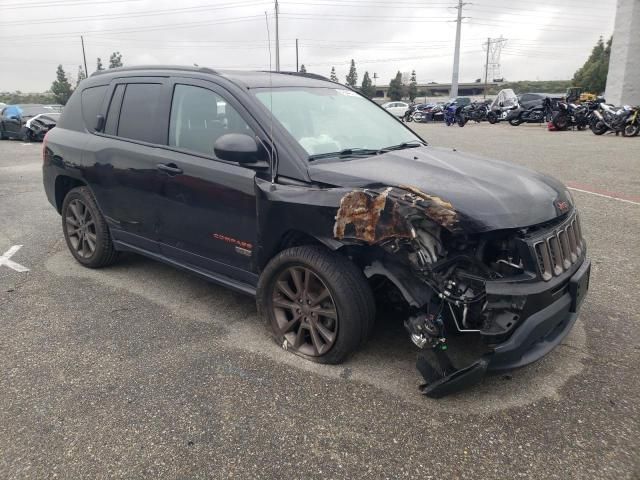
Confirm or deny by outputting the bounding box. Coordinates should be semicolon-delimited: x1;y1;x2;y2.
156;81;260;284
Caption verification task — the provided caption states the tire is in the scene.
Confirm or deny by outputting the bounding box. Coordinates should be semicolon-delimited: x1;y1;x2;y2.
623;123;640;137
457;116;467;127
508;118;523;126
61;186;119;268
257;245;375;364
552;112;569;131
590;120;608;135
487;112;497;124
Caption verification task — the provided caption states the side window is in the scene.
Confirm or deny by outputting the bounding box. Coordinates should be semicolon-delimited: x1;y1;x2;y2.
104;84;125;135
81;85;108;132
168;84;253;157
117;83;162;143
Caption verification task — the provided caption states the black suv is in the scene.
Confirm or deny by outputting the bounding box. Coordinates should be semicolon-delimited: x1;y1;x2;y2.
43;66;590;397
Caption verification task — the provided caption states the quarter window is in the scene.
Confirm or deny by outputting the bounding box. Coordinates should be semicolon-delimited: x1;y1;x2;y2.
81;85;108;132
117;83;162;143
168;84;253;156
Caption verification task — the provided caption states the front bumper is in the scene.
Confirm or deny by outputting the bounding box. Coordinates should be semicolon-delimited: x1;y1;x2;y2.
487;257;590;371
419;258;590;398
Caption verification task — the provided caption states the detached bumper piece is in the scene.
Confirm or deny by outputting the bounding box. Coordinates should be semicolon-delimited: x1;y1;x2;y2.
417;350;488;398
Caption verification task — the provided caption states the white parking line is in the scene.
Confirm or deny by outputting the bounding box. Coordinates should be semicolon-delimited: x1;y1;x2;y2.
568;187;640;206
0;245;30;272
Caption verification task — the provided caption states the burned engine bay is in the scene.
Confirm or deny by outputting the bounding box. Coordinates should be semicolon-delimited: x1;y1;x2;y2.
332;185;541;398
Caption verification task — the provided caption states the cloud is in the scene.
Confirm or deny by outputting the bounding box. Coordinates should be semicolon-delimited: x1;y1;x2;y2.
0;0;616;92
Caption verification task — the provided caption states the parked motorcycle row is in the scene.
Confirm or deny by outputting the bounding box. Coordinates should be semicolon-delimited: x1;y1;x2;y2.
400;88;640;137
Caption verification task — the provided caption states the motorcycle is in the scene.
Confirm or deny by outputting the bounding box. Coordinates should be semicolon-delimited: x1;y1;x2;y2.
444;103;466;127
590;103;640;136
460;102;489;123
402;103;418;122
551;101;595;131
487;88;518;124
506;98;553;126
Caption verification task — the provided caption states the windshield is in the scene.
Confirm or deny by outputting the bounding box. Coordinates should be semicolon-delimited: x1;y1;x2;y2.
254;87;422;159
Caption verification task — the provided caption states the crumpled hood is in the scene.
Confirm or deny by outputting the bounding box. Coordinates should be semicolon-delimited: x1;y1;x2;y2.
307;146;572;233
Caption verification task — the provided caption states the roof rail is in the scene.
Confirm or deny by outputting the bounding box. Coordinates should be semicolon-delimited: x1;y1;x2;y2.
90;65;218;77
261;70;333;82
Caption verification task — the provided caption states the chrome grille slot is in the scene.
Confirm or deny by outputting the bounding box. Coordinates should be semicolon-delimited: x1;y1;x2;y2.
547;236;564;276
528;211;585;281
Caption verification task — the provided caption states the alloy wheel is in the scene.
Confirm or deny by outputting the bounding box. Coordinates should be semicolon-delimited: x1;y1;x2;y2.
272;266;338;356
65;198;97;259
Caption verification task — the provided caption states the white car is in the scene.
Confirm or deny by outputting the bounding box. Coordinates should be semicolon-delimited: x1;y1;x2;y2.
382;101;409;117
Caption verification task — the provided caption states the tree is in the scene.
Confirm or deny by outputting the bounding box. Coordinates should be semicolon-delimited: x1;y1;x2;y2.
408;69;417;102
109;51;123;69
387;71;405;101
345;59;358;87
299;64;307;73
330;66;338;82
360;71;375;98
76;65;87;87
572;36;611;94
51;65;73;105
96;57;104;72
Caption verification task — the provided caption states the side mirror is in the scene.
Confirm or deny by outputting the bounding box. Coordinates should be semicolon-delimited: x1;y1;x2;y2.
214;133;266;164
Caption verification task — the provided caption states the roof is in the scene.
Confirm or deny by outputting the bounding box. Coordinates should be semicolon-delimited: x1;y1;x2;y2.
89;65;338;89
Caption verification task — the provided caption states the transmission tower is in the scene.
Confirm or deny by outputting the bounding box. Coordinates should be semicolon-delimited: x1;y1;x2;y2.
483;36;507;83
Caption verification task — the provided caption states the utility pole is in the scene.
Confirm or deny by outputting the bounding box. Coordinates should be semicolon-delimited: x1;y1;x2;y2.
483;37;490;99
80;35;88;77
275;0;280;71
296;38;299;72
450;0;466;99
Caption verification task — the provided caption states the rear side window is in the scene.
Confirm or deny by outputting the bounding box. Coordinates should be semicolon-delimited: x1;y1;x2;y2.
117;83;162;143
81;85;108;131
104;84;126;136
168;84;253;156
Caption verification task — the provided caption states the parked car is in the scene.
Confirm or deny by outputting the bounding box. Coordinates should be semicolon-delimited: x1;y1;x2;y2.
43;66;590;398
382;101;409;117
0;104;62;140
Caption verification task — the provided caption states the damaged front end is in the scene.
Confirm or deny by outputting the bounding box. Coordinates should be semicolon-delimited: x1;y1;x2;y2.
333;185;589;398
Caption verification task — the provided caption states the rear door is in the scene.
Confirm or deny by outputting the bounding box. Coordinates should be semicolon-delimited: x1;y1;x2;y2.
87;78;171;252
154;79;261;283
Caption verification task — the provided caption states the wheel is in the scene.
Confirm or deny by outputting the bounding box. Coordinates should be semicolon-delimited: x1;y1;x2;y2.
487;112;497;124
552;112;569;131
509;118;523;126
257;246;375;364
457;117;467;127
590;120;608;135
61;186;119;268
623;123;640;137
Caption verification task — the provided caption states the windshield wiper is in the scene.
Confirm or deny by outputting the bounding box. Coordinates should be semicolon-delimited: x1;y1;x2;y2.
308;148;380;161
378;140;426;153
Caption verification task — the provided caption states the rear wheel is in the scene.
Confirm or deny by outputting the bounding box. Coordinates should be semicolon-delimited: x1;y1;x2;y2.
257;246;375;364
509;118;523;126
61;186;119;268
487;112;497;124
590;120;608;135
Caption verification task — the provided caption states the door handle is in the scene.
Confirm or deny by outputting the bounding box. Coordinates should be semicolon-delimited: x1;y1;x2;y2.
156;163;183;175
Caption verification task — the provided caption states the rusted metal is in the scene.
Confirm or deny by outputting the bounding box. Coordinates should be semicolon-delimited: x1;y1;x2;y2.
333;185;458;244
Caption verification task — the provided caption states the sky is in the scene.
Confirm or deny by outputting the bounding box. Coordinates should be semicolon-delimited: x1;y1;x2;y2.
0;0;617;92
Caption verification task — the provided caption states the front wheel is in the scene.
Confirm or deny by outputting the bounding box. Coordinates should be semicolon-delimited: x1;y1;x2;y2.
623;123;640;137
457;116;467;127
487;112;497;124
552;112;569;131
62;186;119;268
257;246;375;364
509;118;523;126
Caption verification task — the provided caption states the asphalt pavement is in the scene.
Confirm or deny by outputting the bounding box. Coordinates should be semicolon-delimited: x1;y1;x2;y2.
0;123;638;479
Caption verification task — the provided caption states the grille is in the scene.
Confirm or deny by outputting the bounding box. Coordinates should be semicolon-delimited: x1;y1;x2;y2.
532;213;584;281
